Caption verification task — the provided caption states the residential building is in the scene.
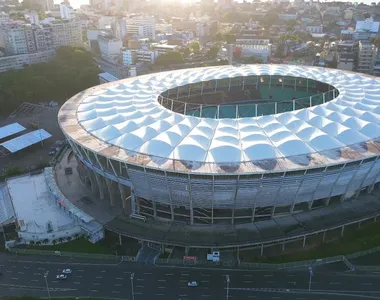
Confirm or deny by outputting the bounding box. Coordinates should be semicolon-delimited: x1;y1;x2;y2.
0;50;55;73
46;0;55;10
236;38;270;45
196;22;208;37
125;15;155;40
47;20;83;47
156;23;173;35
135;49;157;63
111;18;127;42
357;40;377;74
98;33;122;62
5;26;29;55
355;18;380;33
27;12;39;25
0;12;10;25
60;3;74;20
234;44;271;63
151;43;178;55
121;48;136;65
337;40;357;71
306;25;323;34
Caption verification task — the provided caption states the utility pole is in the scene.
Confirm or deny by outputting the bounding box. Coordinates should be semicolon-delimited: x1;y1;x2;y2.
44;271;51;300
308;266;313;292
226;274;230;300
130;272;135;300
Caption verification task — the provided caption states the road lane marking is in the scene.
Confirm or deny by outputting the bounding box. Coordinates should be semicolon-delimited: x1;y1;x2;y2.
73;282;80;285
93;283;100;285
144;272;152;275
244;275;253;277
135;292;143;295
166;274;174;276
287;274;295;277
18;272;24;274
264;274;273;277
248;297;256;299
361;283;373;285
201;281;209;283
100;270;106;273
34;273;41;276
116;277;123;280
201;295;210;297
136;285;144;288
76;276;83;278
137;278;145;281
158;287;165;289
96;276;102;279
24;267;29;269
52;281;58;283
202;274;211;277
11;278;18;280
38;268;44;270
78;270;84;272
156;294;165;296
12;266;16;268
112;291;120;294
181;273;189;276
6;271;12;273
158;279;166;282
329;282;341;285
244;281;252;283
31;280;38;282
89;289;98;292
114;284;122;287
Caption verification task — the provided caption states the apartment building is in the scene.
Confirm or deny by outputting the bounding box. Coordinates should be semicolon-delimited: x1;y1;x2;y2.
47;20;83;47
60;3;74;20
125;15;155;40
0;49;55;73
98;33;122;62
151;43;178;55
337;40;357;71
357;40;377;74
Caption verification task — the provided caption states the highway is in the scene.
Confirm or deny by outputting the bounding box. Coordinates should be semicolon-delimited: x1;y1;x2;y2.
1;254;380;299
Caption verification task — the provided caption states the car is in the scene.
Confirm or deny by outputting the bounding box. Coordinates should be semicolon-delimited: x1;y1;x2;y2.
188;281;198;287
62;269;72;274
56;274;67;280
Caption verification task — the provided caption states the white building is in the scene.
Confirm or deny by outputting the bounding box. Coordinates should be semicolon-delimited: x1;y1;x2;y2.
60;3;74;21
355;18;380;33
151;43;178;55
196;22;208;37
0;50;56;73
306;25;323;34
136;49;157;63
26;12;39;25
98;33;122;62
47;20;83;47
125;15;155;40
156;23;173;35
357;40;377;74
98;16;115;29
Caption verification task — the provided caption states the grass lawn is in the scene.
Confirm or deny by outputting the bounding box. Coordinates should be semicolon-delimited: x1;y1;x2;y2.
242;221;380;263
25;238;113;254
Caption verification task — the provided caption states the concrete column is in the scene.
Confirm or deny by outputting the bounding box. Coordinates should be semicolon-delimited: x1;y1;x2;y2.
119;234;122;245
153;201;157;219
307;201;313;210
105;178;116;206
367;184;375;194
324;197;331;206
231;209;235;225
302;235;306;248
94;173;105;200
260;244;264;256
341;225;345;237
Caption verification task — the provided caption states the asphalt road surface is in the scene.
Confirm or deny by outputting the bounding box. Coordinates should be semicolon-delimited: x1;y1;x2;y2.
1;254;380;300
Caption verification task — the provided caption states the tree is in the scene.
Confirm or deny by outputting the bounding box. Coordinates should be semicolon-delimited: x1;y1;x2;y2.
155;51;184;66
244;55;263;64
189;40;200;54
206;45;220;59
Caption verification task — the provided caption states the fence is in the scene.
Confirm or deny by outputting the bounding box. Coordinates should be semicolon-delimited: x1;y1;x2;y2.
8;248;136;262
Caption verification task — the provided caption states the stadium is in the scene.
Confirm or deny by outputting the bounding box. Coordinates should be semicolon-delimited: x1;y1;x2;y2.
58;64;380;249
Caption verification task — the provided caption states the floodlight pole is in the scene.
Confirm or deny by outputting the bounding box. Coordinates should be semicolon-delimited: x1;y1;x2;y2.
130;272;135;300
44;271;51;300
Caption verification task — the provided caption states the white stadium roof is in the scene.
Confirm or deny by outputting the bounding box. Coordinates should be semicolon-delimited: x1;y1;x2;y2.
1;129;52;153
59;65;380;174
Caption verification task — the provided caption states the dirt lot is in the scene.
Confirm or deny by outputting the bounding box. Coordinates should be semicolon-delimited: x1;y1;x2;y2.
0;103;65;176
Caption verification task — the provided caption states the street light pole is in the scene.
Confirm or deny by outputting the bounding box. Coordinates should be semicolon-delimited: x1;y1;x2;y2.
130;272;135;300
308;266;313;292
226;274;230;300
44;271;51;300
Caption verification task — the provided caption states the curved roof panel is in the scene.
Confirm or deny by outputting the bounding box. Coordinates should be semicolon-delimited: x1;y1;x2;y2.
59;65;380;174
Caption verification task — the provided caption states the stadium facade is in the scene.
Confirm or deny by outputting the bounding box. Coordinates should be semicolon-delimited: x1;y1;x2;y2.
58;65;380;232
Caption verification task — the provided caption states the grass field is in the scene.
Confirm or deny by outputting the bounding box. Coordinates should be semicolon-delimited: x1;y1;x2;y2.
242;220;380;263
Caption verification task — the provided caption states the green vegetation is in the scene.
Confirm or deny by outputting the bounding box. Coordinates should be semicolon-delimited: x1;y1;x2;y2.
24;231;140;256
155;50;184;66
0;46;100;115
241;221;380;264
206;45;220;59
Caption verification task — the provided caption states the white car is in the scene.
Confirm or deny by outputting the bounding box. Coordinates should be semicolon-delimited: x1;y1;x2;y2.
188;281;198;287
62;269;72;274
56;274;67;280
